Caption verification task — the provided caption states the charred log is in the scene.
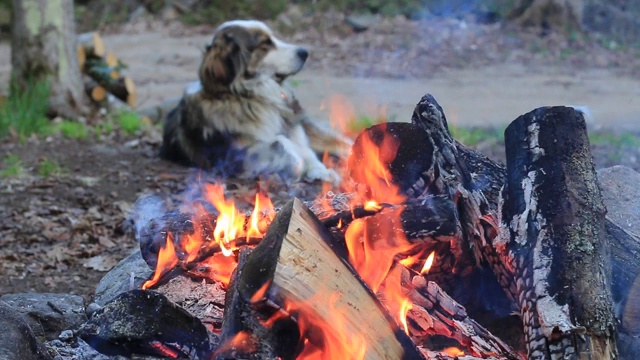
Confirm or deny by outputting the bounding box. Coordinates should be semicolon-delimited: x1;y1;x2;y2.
79;290;210;359
499;106;617;359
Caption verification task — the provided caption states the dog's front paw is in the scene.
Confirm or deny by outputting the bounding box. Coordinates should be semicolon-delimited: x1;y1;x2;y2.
304;165;341;186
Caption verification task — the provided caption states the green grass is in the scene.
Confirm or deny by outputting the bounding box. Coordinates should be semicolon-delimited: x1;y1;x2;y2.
115;111;144;135
55;120;88;139
37;157;62;177
589;132;640;148
0;79;51;140
0;154;25;178
450;125;505;146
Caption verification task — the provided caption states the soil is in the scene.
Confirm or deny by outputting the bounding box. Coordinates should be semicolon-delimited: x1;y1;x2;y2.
1;13;640;300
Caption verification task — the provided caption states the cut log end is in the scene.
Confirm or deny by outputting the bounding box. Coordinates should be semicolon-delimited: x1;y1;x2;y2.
77;31;105;58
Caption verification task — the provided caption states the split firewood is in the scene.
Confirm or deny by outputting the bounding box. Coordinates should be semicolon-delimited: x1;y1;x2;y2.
235;198;425;359
498;106;617;359
77;31;106;58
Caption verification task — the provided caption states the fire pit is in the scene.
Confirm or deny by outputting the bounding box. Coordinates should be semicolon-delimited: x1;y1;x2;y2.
79;93;634;360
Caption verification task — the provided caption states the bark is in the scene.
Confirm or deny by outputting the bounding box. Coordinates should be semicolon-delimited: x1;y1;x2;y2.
499;106;617;359
11;0;90;118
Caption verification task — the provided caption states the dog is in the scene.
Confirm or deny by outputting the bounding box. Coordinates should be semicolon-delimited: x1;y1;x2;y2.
160;20;352;184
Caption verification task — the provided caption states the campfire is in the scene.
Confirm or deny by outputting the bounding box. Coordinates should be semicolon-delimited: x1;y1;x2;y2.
80;94;626;360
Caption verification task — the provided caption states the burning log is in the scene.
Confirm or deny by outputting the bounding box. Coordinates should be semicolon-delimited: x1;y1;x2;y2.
233;198;425;359
498;107;617;359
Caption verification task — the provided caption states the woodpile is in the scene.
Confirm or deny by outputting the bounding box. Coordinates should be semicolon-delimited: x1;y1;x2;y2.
76;31;136;108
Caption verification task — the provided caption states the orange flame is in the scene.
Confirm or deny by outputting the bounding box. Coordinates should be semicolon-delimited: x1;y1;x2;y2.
142;233;179;289
399;299;413;335
421;251;436;274
293;292;367;360
212;331;256;357
144;184;276;289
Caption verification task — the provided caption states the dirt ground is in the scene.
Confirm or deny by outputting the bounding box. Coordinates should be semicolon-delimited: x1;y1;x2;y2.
1;14;640;299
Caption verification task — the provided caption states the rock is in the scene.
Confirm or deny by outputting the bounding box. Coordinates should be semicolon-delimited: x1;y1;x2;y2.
92;250;153;306
597;165;640;236
79;290;210;359
0;293;86;341
46;337;130;360
345;14;378;32
0;301;51;360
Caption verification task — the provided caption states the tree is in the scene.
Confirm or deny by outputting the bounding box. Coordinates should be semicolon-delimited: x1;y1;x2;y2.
506;0;584;32
11;0;90;118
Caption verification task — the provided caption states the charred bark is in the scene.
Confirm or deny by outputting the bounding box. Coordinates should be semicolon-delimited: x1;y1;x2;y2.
499;106;617;359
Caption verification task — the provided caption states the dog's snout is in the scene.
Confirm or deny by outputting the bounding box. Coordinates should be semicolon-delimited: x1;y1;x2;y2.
297;48;308;62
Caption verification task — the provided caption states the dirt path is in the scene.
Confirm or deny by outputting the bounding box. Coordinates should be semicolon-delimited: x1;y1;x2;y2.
96;30;640;132
0;25;638;131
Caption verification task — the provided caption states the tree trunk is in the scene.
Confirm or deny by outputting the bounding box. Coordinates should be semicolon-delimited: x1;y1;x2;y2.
11;0;90;118
500;106;617;359
507;0;584;32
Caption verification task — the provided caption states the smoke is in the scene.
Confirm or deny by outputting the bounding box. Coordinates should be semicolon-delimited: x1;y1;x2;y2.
129;194;167;242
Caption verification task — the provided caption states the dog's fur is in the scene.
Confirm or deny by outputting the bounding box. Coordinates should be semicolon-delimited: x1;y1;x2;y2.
160;20;352;183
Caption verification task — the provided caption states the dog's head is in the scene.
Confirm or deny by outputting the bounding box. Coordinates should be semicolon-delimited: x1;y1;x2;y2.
199;20;308;91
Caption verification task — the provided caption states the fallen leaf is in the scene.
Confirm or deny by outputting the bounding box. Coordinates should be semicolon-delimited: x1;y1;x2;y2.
83;255;119;272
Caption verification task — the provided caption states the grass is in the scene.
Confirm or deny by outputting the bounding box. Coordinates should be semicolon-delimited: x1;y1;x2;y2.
55;120;88;139
115;111;144;135
0;154;25;178
37;157;62;177
450;125;505;146
0;79;51;140
589;132;640;148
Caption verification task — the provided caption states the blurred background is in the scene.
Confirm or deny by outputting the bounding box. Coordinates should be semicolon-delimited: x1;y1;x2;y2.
0;0;639;296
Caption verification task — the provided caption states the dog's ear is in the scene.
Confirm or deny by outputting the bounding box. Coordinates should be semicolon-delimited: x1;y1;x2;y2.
200;31;249;87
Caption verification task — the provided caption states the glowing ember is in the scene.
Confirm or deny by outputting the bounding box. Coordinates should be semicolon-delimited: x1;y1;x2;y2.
363;200;382;211
442;347;466;357
421;251;436;274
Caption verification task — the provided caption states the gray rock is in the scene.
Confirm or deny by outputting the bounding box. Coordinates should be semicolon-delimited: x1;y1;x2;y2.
597;165;640;236
0;301;51;360
345;14;377;32
92;250;153;306
0;293;86;341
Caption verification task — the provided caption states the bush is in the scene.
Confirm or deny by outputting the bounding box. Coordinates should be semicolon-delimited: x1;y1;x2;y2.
55;120;88;139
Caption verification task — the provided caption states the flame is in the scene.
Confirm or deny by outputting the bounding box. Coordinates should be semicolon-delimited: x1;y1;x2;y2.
347;124;405;205
363;200;382;211
144;184;276;289
213;331;256;357
421;251;436;274
327;94;357;137
293;292;367;360
142;233;179;289
399;299;412;335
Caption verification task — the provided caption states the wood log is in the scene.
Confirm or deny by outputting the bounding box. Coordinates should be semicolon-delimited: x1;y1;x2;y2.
236;198;425;360
77;44;86;71
108;76;136;107
83;76;107;103
104;51;118;68
407;272;520;359
499;106;617;359
77;31;105;58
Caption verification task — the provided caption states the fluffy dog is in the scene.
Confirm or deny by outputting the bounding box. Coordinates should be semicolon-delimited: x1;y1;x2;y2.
160;20;352;183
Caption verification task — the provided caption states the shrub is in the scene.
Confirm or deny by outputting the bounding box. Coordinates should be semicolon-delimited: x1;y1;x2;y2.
0;79;51;140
